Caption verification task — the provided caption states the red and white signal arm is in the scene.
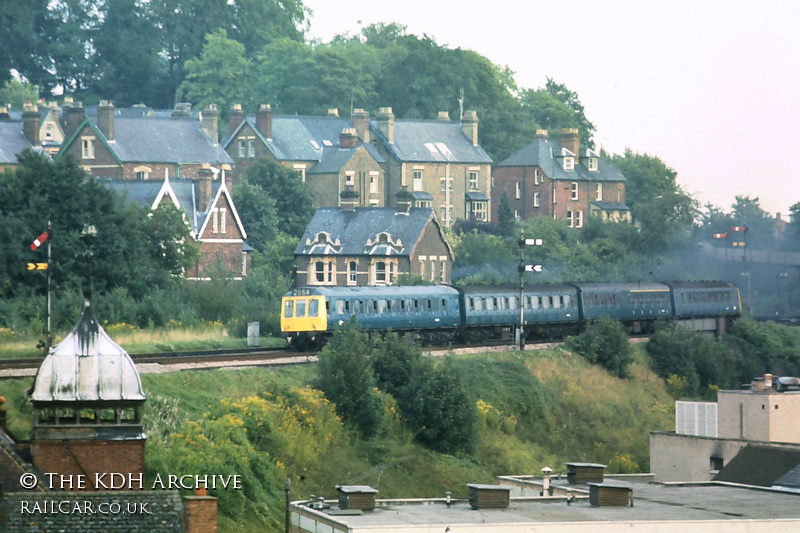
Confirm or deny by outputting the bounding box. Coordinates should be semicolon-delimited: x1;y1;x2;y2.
713;233;728;239
731;226;747;232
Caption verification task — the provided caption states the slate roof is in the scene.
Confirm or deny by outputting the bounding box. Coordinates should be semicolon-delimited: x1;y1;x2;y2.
0;120;33;163
223;115;384;171
712;444;800;487
100;177;221;237
370;119;492;164
84;116;233;165
296;207;451;258
497;137;625;182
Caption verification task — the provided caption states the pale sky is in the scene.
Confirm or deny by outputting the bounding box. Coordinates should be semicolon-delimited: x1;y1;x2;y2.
302;0;800;219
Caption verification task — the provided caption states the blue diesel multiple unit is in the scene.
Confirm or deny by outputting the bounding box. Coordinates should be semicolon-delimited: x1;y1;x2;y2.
281;281;741;348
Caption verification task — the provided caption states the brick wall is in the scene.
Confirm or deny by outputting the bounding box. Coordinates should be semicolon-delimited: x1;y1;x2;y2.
183;494;218;533
1;491;183;532
31;440;145;490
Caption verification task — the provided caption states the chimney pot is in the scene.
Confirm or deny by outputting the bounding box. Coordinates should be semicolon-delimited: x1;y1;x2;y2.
339;128;358;149
352;108;370;143
438;111;450;121
328;108;339;117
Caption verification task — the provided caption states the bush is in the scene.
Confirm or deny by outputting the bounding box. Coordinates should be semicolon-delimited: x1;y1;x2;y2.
566;317;633;378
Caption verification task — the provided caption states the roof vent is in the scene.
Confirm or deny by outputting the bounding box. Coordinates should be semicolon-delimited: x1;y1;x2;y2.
467;484;511;510
337;485;378;511
566;462;606;484
588;481;632;507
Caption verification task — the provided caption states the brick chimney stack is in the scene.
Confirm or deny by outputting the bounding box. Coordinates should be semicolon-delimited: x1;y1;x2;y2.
559;128;580;156
461;110;479;146
228;104;244;133
377;107;394;144
352;108;370;143
63;102;85;139
97;100;114;140
396;186;413;213
172;102;191;119
256;104;273;140
22;102;40;145
339;128;358;149
198;166;214;211
535;129;549;139
201;104;219;144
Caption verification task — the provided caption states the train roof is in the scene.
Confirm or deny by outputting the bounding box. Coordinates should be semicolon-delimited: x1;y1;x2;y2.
456;284;578;294
575;282;670;292
665;281;738;290
286;285;460;298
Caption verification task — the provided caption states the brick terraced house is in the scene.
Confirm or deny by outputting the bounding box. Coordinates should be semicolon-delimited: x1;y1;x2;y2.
493;128;630;228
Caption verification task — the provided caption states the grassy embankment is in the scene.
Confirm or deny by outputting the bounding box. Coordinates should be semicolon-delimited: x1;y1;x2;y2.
1;344;673;532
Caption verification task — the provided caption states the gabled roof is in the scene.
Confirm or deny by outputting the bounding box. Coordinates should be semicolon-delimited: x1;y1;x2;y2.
370;119;492;164
497;137;625;182
0;121;34;164
296;207;453;259
223;115;384;169
591;201;630;211
63;116;233;165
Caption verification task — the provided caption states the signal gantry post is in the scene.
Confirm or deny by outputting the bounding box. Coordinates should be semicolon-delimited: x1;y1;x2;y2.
517;230;543;351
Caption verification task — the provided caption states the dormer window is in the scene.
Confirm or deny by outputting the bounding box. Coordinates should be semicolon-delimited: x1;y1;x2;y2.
588;157;598;171
563;157;574;171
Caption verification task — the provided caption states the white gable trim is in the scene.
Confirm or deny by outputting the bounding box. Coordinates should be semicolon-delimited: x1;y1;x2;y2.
196;171;248;240
152;174;180;211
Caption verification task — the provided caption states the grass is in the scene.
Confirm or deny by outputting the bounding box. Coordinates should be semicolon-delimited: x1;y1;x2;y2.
0;325;285;359
0;342;675;533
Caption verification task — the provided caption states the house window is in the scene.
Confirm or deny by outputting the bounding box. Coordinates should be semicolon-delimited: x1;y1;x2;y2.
515;182;521;199
81;137;95;159
219;208;227;233
430;259;436;282
440;206;451;225
571;182;579;200
533;192;540;207
238;139;246;157
136;171;148;180
348;260;357;285
440;260;446;282
618;189;623;202
294;164;306;183
248;139;255;157
567;210;574;228
588;157;598;171
534;168;541;185
315;262;325;283
440;178;453;191
413;170;423;191
45;123;54;140
211;208;219;233
468;171;479;191
370;173;378;194
514;209;520;220
375;261;386;284
576;210;584;228
564;156;574;171
312;261;335;285
595;183;602;201
389;262;396;283
471;201;487;221
242;252;248;276
345;171;355;186
419;258;425;278
553;187;557;204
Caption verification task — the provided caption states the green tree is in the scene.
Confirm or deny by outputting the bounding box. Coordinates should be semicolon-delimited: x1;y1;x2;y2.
566;317;634;378
0;80;38;110
787;202;800;251
93;0;168;107
0;0;56;88
545;78;596;148
731;196;777;249
496;192;516;237
237;158;314;238
314;323;382;438
179;29;256;116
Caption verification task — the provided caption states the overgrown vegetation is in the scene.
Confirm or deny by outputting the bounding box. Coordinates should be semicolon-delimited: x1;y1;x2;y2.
566;317;634;378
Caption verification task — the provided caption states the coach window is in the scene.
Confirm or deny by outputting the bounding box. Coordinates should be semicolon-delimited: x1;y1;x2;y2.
296;300;306;318
284;300;294;317
441;299;447;309
378;300;387;314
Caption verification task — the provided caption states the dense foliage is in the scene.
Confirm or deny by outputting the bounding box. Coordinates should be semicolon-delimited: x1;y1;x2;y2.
566;318;634;378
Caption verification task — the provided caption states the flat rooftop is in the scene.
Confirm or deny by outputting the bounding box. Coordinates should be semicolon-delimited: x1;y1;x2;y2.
292;477;800;531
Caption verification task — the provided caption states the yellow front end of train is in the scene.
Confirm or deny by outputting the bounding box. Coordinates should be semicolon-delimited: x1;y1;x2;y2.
280;290;328;346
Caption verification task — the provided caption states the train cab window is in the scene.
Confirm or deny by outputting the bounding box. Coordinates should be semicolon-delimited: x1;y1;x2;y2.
296;300;307;318
284;300;294;318
309;299;319;317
